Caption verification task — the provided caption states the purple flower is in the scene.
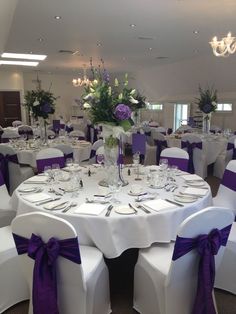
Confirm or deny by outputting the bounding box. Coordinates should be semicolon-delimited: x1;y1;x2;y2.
103;70;110;83
114;104;131;120
202;103;212;114
41;102;52;113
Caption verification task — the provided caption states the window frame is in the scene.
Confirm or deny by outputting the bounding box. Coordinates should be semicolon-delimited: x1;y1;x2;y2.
145;102;163;111
215;103;233;112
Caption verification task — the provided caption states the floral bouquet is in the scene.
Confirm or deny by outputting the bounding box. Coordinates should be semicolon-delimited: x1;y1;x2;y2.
24;89;56;120
196;86;217;115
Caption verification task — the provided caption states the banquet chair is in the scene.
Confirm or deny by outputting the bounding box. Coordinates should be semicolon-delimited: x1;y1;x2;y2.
213;135;236;179
1;130;20;143
12;120;22;127
152;132;168;165
36;148;65;173
0;171;16;228
47;129;56;139
18;125;33;140
210;125;222;133
11;212;111;314
89;139;104;163
96;146;105;163
155;127;167;135
0;145;34;194
54;144;74;161
69;130;86;140
181;134;207;178
160;147;189;171
175;125;193;134
0;225;29;313
133;207;234;314
132;133;146;164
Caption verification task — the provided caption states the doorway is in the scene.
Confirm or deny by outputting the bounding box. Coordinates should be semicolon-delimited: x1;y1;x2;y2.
0;91;22;127
174;103;189;131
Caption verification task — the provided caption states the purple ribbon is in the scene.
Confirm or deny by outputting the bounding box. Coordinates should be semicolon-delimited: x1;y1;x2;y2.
172;225;232;314
154;139;168;165
227;142;236;160
167;128;173;135
65;126;73;133
53;120;60;133
0;153;19;191
89;149;96;159
221;169;236;191
18;129;33;140
37;156;65;173
86;125;92;142
60;124;65;129
181;141;202;173
0;170;5;186
13;233;81;314
160;156;188;171
64;152;73;160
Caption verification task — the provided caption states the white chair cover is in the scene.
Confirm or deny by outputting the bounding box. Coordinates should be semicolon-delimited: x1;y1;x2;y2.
0;173;15;227
69;130;86;139
11;212;111;314
133;207;234;314
1;130;20;141
0;145;34;195
54;144;73;159
12;120;22;127
0;226;29;312
89;139;104;164
214;135;236;179
160;147;189;171
181;134;207;178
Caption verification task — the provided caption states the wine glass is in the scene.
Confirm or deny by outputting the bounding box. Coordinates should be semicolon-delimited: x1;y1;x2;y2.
66;158;74;169
159;158;168;172
96;154;104;165
133;152;141;180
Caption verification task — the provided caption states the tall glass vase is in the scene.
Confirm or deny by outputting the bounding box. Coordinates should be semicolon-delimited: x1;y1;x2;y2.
39;118;48;145
202;113;211;134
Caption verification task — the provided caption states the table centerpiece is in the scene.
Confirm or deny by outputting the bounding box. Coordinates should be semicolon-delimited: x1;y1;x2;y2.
195;86;217;133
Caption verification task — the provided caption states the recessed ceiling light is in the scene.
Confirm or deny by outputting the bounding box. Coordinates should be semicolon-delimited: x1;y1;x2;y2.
38;37;44;42
194;49;199;53
148;47;153;51
122;57;126;61
1;53;47;60
193;30;199;34
97;42;102;47
54;16;62;20
130;24;136;28
0;60;39;66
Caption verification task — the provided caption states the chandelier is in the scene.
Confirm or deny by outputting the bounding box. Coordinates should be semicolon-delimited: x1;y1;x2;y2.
209;32;236;57
72;64;92;87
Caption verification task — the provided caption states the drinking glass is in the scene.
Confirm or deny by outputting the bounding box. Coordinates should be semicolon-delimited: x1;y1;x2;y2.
66;158;74;169
97;154;105;165
133;152;141;180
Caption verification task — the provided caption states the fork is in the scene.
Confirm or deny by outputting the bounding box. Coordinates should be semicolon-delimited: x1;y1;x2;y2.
62;202;77;213
134;203;151;214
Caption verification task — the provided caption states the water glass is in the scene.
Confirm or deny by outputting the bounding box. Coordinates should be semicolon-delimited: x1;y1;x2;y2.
97;154;105;165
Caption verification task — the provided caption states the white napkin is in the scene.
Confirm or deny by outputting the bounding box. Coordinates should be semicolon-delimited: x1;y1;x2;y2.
24;176;48;184
183;187;208;196
22;193;52;203
181;174;203;182
143;199;177;212
74;203;107;215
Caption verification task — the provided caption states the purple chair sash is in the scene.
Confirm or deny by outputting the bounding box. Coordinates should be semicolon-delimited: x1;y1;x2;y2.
93;128;98;143
53;120;60;133
172;225;232;314
160;156;188;171
167;128;173;135
221;169;236;192
60;123;65;129
155;139;168;165
227;142;236;160
18;129;33;140
65;126;73;133
89;149;96;159
181;141;202;174
13;233;81;314
0;153;19;191
144;131;151;137
132;133;146;164
64;152;73;160
86;125;92;142
0;171;5;186
37;156;65;173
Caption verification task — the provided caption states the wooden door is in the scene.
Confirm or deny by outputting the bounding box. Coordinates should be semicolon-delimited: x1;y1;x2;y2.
0;91;22;127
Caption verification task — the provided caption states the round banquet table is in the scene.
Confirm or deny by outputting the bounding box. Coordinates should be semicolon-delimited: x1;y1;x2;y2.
11;165;212;258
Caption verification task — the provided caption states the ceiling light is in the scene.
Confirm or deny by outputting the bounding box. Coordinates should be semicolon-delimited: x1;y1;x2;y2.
72;64;92;87
193;30;199;34
148;47;153;51
209;32;236;57
1;53;47;60
0;60;39;66
130;24;136;28
38;38;44;42
97;42;102;47
54;16;61;20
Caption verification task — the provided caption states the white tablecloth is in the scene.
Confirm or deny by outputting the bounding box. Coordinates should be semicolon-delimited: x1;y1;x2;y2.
11;166;212;258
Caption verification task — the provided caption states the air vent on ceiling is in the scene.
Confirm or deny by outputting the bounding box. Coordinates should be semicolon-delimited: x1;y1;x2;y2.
58;50;75;54
156;56;168;59
138;36;154;40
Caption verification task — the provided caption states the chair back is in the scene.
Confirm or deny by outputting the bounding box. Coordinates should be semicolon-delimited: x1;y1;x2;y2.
215;160;236;214
155;127;166;135
89;139;103;162
181;134;203;174
0;170;12;225
52;120;60;133
1;130;20;143
160;147;189;171
47;129;56;139
18;125;33;139
165;207;234;314
12;120;22;127
132;133;146;163
69;130;85;140
153;132;168;164
54;144;74;161
36;148;65;173
11;212;86;314
226;135;236;161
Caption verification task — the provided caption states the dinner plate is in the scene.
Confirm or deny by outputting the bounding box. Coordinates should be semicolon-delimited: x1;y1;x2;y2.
44;201;69;210
18;187;42;193
186;181;207;187
174;194;197;203
149;184;165;189
63;165;82;172
115;206;136;215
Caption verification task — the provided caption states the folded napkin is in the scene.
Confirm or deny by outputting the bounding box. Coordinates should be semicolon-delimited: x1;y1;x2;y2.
22;193;52;203
182;187;208;196
74;203;107;215
181;174;203;182
24;176;48;184
143;199;177;212
44;200;68;210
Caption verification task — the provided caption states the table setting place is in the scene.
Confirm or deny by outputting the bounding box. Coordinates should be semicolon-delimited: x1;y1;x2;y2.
16;161;211;217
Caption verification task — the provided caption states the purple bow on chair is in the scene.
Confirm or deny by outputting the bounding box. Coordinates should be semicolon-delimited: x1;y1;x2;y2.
227;143;236;160
0;153;19;191
0;170;5;186
221;169;236;192
172;225;232;314
18;129;33;139
37;157;65;173
0;129;3;143
159;156;188;171
64;152;73;161
13;233;81;314
181;141;202;173
154;139;168;165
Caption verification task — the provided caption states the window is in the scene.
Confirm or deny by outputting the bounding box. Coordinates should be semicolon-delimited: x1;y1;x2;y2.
216;103;232;111
174;104;189;130
146;102;163;110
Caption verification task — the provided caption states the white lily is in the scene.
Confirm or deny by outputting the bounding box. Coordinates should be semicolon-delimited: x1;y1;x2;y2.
83;93;93;100
118;93;123;100
108;86;112;96
114;78;119;87
83;102;91;109
33;100;40;107
129;96;139;104
130;89;136;96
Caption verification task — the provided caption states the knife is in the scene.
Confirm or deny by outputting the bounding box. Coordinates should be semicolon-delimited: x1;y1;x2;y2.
105;205;113;217
36;197;60;206
128;203;138;214
165;199;184;207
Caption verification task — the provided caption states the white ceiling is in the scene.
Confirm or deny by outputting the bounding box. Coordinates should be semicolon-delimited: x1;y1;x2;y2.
1;0;236;74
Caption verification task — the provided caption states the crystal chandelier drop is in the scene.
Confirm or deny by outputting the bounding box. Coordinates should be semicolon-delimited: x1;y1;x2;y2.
72;64;92;87
209;32;236;57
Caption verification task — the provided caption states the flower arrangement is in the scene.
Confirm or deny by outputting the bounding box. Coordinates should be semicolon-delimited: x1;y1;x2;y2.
82;63;146;137
24;89;57;120
196;86;217;114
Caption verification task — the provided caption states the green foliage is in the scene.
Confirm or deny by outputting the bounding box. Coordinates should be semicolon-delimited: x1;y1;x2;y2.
196;86;217;114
